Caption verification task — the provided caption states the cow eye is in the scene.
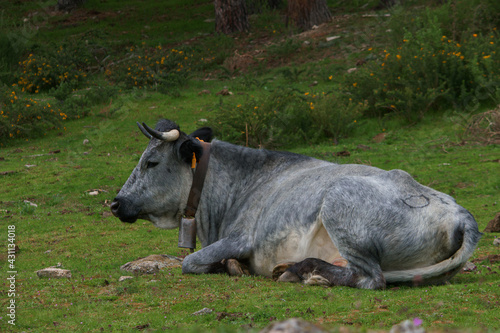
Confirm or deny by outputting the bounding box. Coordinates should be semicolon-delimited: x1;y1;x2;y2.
146;161;159;169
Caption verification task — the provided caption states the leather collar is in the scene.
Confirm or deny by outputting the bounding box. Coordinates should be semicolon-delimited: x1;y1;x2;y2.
184;141;211;218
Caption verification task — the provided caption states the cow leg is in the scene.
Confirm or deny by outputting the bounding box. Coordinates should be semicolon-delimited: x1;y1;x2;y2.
182;237;251;276
275;258;385;289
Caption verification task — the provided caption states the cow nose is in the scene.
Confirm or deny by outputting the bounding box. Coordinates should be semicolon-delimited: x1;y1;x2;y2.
110;199;120;217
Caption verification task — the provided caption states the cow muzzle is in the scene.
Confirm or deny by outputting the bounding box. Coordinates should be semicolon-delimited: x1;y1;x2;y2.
110;197;140;223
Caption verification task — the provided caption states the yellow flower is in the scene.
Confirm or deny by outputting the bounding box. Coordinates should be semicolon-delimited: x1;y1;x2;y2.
353;82;357;87
473;34;478;37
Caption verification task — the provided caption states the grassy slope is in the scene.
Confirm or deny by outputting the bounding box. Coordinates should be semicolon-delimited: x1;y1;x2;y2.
1;0;499;332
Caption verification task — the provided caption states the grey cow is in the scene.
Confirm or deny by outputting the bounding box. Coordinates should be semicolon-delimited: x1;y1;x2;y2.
111;119;481;289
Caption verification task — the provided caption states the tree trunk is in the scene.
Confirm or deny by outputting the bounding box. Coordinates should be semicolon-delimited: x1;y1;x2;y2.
57;0;87;12
215;0;250;34
288;0;332;31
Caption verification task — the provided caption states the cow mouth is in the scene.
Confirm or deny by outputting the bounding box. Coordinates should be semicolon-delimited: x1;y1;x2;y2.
119;216;138;223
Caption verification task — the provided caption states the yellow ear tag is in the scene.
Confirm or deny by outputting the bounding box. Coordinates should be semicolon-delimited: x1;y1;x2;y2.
191;137;205;169
191;152;196;169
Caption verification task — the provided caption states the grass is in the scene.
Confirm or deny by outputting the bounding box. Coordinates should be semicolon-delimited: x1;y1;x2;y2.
1;0;500;332
1;91;499;333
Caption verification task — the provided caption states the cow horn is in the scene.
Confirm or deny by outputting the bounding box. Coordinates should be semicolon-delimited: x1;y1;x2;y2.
137;122;152;140
141;122;180;141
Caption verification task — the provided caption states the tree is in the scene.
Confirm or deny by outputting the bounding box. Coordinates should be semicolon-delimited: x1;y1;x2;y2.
287;0;332;31
56;0;87;12
215;0;250;34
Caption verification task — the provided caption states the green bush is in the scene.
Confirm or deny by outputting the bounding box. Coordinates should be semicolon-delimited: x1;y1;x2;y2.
207;88;362;147
345;9;499;122
106;45;192;91
0;85;67;145
14;40;92;93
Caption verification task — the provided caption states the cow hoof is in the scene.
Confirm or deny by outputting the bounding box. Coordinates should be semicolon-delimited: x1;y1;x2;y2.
223;259;250;276
272;262;296;281
277;271;302;283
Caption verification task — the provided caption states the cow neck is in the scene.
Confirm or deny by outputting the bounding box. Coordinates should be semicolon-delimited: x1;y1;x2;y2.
184;141;211;218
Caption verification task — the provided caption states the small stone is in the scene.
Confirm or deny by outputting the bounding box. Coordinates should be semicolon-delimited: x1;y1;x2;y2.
83;139;89;145
462;261;477;272
36;268;71;279
260;318;327;333
24;200;38;207
484;212;500;232
118;276;134;282
389;319;425;333
121;254;183;274
326;36;340;42
88;191;99;196
347;67;357;74
193;308;213;316
493;238;500;247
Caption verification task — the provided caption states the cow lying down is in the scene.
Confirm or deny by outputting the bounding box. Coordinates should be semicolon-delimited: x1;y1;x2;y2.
111;119;482;289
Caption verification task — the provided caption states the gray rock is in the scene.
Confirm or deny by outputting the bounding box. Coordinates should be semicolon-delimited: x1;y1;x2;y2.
118;276;134;282
260;318;327;333
120;254;183;274
36;267;71;279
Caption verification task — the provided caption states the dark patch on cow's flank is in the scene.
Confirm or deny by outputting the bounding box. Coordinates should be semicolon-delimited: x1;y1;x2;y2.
430;193;450;205
401;194;429;208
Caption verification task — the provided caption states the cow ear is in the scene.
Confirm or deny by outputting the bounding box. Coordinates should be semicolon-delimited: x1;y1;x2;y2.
177;137;203;165
188;127;212;142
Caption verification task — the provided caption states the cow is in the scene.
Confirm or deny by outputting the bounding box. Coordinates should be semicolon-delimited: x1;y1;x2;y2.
111;119;482;289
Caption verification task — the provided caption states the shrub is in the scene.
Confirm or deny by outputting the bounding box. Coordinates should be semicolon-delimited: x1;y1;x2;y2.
14;40;91;93
0;85;67;145
207;88;363;147
106;45;192;91
345;9;499;122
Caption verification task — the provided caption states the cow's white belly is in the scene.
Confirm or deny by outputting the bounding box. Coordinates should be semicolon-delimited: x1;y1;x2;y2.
250;219;342;277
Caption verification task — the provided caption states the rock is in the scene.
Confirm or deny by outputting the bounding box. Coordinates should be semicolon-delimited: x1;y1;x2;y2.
120;254;183;274
83;139;89;145
484;212;500;232
390;319;425;333
192;307;213;316
462;261;477;272
24;200;38;207
347;67;357;73
493;238;500;246
326;36;340;42
260;318;327;333
36;267;72;279
118;276;134;282
88;191;99;196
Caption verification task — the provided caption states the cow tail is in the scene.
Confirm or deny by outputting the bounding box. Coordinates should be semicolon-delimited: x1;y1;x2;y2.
383;214;482;285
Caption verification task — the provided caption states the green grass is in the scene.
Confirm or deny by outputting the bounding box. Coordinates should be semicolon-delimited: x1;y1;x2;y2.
1;90;499;333
1;0;500;332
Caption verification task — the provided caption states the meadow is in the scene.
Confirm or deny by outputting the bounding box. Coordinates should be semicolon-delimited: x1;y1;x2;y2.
0;0;499;332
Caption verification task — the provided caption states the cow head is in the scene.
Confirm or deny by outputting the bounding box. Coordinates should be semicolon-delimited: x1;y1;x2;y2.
110;119;212;229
